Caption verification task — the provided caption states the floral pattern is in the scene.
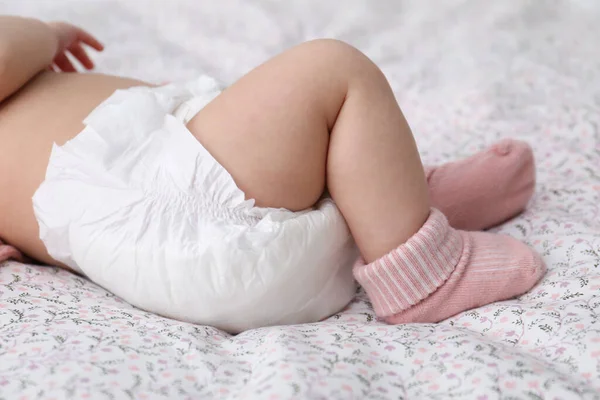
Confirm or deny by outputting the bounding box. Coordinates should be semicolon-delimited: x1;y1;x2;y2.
1;0;600;399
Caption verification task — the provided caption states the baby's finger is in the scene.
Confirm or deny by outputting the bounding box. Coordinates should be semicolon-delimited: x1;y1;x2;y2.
70;43;94;69
54;53;77;73
76;28;104;51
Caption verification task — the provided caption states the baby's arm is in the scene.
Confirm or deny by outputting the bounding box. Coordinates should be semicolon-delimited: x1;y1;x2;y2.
0;16;58;102
0;16;103;103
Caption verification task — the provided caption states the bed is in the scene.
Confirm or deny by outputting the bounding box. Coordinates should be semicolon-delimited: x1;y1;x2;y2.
1;0;599;398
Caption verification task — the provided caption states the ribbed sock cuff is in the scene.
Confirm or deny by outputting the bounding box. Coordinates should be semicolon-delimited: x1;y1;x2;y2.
353;208;463;318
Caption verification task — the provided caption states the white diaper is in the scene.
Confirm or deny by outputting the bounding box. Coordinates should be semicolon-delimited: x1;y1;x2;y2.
32;75;358;333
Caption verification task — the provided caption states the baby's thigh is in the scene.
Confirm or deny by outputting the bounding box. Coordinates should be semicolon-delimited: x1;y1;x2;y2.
188;90;328;211
187;41;351;212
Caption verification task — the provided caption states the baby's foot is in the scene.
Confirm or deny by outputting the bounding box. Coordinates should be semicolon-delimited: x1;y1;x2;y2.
0;239;24;263
353;209;546;323
425;139;535;231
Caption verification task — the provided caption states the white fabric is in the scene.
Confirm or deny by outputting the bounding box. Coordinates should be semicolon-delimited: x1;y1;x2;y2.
1;1;600;399
32;77;357;333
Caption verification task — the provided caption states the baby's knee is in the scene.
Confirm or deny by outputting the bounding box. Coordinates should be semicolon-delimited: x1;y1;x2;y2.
295;39;385;86
300;39;362;59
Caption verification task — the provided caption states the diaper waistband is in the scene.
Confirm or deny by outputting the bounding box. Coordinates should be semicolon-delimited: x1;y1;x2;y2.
172;97;208;124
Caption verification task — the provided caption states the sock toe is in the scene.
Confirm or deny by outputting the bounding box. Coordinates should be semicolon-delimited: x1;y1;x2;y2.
426;139;536;230
491;138;515;156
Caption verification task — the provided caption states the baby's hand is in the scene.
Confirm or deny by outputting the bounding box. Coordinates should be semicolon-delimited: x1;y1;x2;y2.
48;22;104;72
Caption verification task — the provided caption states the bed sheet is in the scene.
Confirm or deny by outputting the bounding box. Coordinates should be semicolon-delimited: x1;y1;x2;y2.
1;0;599;399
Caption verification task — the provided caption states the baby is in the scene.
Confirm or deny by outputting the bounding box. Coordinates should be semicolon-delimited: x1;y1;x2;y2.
0;17;545;332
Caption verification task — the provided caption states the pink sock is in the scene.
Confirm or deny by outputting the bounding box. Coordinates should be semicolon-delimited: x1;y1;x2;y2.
353;208;546;323
424;139;535;231
0;239;24;264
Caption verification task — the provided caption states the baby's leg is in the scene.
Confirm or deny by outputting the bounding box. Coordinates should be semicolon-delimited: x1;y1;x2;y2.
189;39;429;261
188;39;545;323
